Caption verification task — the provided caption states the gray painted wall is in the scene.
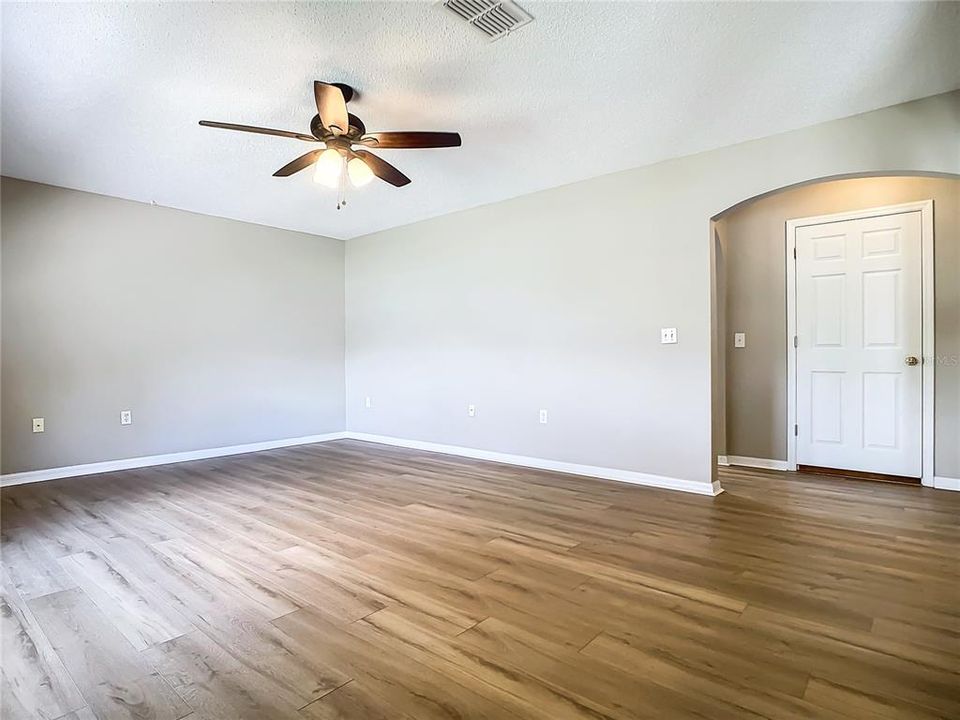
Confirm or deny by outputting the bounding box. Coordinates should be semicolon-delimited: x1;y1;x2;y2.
720;176;960;477
346;92;960;490
1;178;345;474
3;92;958;486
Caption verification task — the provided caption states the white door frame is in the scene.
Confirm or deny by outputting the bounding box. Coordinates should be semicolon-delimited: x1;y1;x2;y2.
786;200;934;486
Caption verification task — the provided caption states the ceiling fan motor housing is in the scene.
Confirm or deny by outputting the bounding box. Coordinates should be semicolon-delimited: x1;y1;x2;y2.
310;113;366;141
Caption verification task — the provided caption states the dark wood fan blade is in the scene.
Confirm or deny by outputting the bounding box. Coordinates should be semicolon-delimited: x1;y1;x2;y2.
314;82;349;134
363;132;461;149
199;121;315;142
273;150;324;177
352;149;411;187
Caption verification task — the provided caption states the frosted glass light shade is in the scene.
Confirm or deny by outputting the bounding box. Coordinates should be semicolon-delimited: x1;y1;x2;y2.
313;148;343;188
347;157;374;187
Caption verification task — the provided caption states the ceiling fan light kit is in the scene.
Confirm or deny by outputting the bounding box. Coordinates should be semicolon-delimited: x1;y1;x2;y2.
200;81;461;210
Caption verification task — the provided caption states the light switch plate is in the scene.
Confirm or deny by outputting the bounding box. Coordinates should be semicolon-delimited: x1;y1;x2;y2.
660;327;678;344
32;417;45;433
539;409;548;424
468;404;476;417
734;332;746;348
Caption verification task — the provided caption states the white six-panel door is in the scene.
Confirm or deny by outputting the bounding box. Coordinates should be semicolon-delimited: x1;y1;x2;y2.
794;211;923;477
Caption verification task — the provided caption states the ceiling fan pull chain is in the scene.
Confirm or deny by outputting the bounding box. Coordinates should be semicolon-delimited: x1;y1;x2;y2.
336;157;347;210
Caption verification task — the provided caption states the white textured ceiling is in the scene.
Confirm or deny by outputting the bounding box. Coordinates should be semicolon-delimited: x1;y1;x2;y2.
3;2;959;240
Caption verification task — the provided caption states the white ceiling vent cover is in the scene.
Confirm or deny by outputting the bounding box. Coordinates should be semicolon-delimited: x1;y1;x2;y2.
443;0;533;41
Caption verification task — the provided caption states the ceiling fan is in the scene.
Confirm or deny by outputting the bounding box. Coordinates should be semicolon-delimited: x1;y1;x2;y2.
200;81;461;208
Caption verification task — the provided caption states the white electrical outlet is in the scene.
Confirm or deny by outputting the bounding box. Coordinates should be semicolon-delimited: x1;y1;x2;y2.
120;410;132;425
734;332;746;348
32;417;45;433
539;409;548;424
660;327;678;344
364;396;372;408
468;404;476;417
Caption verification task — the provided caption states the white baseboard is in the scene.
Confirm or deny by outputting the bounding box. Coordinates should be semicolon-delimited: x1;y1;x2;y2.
721;459;957;492
1;429;723;497
0;432;348;487
724;455;790;471
934;476;960;492
344;432;722;496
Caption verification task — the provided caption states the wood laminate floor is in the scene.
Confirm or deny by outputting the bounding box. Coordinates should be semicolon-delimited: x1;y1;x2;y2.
2;439;959;719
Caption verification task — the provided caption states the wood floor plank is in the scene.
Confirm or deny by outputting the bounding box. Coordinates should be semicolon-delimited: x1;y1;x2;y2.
0;575;86;720
1;525;77;600
57;548;193;650
357;607;620;720
27;588;190;720
455;616;760;720
82;540;354;706
737;605;960;716
351;549;604;648
151;538;301;620
52;709;99;720
144;630;311;720
580;631;846;720
210;539;387;624
298;679;415;720
1;675;36;720
2;439;958;720
279;544;480;631
802;676;948;720
273;605;547;720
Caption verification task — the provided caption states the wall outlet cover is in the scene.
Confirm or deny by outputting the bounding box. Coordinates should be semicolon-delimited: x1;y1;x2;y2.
32;417;45;433
120;410;132;425
660;327;678;344
734;332;746;348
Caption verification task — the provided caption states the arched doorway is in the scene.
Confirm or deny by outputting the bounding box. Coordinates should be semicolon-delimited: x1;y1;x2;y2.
710;172;959;490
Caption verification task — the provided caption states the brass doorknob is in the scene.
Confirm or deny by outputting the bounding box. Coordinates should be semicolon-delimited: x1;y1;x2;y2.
905;356;920;366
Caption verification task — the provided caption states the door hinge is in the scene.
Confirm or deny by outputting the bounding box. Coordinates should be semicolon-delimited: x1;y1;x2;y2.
793;246;797;260
794;424;799;437
793;335;798;348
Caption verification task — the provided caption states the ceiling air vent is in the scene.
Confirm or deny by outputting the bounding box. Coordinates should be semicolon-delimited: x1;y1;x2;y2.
443;0;533;41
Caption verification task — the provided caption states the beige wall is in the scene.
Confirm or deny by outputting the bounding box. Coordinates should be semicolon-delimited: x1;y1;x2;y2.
346;92;960;491
720;176;960;477
1;179;345;474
